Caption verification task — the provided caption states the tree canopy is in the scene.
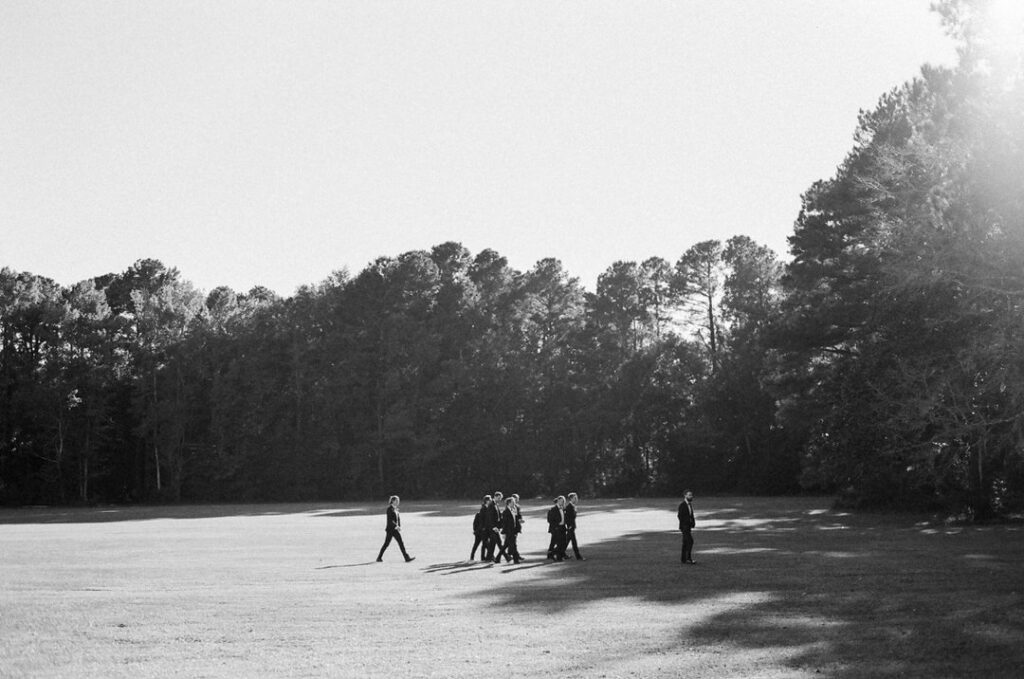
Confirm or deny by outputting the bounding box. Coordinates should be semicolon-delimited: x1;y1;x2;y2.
2;0;1021;517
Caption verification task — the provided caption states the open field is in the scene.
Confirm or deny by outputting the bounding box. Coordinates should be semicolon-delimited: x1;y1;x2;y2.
1;497;1022;678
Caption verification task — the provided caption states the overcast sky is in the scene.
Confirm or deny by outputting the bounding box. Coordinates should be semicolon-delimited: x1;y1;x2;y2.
1;1;959;296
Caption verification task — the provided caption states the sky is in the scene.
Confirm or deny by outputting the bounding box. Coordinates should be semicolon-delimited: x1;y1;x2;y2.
1;1;959;297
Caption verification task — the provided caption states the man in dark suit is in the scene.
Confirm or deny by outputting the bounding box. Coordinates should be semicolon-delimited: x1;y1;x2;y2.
376;495;415;563
471;495;492;560
511;494;526;561
498;497;523;564
546;496;568;561
677;490;696;564
481;493;501;561
565;492;585;560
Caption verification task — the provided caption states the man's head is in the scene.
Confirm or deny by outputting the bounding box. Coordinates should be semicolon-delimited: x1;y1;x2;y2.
568;492;578;504
493;491;504;503
483;494;492;506
556;495;566;508
684;490;693;502
389;495;400;506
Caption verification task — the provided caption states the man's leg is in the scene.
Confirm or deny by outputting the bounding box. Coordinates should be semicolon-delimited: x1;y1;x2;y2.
568;529;583;559
482;533;493;560
377;532;393;561
392;531;414;562
471;534;483;560
492;534;507;563
508;535;521;563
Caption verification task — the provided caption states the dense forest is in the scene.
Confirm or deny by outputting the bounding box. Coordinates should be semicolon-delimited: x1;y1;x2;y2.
2;0;1022;516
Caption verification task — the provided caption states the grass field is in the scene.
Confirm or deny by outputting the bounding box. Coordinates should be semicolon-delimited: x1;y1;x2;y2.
1;497;1022;678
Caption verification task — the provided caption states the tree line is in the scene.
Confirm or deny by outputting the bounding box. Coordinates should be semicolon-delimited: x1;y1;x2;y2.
2;0;1021;516
0;235;792;505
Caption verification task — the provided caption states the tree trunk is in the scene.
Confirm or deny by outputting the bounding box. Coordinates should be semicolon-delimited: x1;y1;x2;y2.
153;369;161;492
971;439;993;521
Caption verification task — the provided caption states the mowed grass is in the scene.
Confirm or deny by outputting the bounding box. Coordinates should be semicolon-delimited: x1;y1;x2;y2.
1;497;1022;679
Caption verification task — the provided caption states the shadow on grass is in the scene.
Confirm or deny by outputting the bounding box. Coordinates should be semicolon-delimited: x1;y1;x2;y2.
461;499;1024;678
0;499;552;524
0;503;353;524
0;499;632;524
423;560;498;575
314;561;379;569
0;500;484;524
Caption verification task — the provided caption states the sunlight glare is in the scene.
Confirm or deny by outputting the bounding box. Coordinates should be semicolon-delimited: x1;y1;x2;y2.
978;0;1024;77
987;0;1024;34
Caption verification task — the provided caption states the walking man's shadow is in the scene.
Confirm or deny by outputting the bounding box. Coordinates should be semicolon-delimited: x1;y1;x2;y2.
315;561;377;569
424;560;499;575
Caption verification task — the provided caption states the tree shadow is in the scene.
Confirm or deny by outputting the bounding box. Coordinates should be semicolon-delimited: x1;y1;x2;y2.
0;498;639;524
0;500;483;524
0;502;359;524
462;500;1024;677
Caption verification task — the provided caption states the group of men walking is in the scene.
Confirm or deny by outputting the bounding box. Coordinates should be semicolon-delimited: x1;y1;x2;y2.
378;490;697;565
470;491;585;564
470;491;524;563
544;493;585;561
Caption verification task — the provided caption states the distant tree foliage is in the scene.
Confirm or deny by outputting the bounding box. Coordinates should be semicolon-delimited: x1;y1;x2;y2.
0;237;792;504
778;0;1024;516
1;1;1019;517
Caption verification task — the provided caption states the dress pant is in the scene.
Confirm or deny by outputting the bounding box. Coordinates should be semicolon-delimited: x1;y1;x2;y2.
492;532;511;562
547;527;567;559
681;527;694;562
470;532;486;559
567;528;582;559
378;529;409;560
504;533;522;562
485;531;503;560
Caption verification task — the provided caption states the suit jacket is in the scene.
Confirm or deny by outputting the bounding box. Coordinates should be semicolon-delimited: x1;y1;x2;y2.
473;506;486;535
547;505;565;534
386;505;401;532
565;503;578;531
677;501;695;530
482;504;498;532
501;508;518;536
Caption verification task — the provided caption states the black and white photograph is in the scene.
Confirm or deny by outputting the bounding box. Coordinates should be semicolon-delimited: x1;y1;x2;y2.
2;1;1023;677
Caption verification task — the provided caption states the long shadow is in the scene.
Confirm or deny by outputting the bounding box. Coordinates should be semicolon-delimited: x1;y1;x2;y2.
460;499;1024;678
0;499;638;524
0;498;649;524
0;500;488;524
314;561;378;569
0;502;355;524
422;560;498;575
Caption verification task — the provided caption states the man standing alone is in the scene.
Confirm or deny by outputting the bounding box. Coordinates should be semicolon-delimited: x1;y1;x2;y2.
677;490;696;565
